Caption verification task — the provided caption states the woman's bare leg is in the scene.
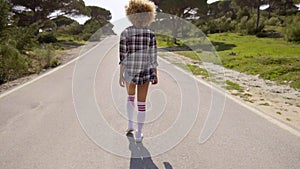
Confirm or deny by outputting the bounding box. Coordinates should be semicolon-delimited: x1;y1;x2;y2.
126;83;136;95
137;82;150;102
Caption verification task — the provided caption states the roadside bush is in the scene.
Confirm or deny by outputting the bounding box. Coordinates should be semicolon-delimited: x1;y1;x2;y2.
216;16;235;33
206;19;219;34
31;44;55;70
0;0;10;31
237;7;251;20
50;58;60;68
284;14;300;42
265;17;281;26
41;20;57;31
79;33;93;41
38;32;57;43
57;22;83;35
0;44;29;84
285;22;300;42
1;26;38;51
237;16;264;35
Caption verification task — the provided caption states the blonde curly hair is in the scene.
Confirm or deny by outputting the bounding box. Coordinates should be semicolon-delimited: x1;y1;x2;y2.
125;0;156;27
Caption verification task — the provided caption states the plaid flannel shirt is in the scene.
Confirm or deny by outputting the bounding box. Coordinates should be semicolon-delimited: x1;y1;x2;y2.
119;26;158;84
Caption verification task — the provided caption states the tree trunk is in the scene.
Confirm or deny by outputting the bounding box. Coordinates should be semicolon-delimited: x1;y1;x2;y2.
256;0;261;30
268;0;271;19
171;17;179;45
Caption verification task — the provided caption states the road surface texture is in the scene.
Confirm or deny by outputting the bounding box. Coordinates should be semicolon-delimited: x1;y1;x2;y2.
0;36;299;169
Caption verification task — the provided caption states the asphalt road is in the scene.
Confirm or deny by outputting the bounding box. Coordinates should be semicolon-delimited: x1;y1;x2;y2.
0;36;299;169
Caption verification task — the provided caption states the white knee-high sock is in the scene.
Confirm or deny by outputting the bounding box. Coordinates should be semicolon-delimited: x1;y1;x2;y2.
137;102;146;134
127;95;135;129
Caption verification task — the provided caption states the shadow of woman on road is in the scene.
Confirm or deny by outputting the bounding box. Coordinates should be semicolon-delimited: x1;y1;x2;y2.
127;133;173;169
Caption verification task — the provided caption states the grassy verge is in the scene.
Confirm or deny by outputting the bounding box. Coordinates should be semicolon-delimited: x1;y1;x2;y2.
225;80;244;92
157;33;300;89
174;51;200;60
187;64;210;77
57;36;86;46
208;33;300;89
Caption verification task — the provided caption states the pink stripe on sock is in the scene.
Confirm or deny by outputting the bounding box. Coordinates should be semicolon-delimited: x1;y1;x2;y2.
128;96;135;102
138;104;146;112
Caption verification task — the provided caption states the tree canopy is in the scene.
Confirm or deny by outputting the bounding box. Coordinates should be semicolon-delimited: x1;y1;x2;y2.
0;0;10;31
150;0;208;18
87;6;112;21
9;0;88;26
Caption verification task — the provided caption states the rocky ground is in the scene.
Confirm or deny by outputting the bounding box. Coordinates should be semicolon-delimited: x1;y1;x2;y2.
159;51;300;131
1;44;299;131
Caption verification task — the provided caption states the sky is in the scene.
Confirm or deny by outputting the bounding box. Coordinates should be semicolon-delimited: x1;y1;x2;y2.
74;0;219;24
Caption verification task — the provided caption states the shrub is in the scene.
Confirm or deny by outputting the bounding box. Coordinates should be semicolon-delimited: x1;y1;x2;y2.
0;44;29;84
38;32;57;43
265;17;281;26
285;22;300;42
50;58;60;68
41;20;57;31
237;16;265;35
57;22;83;35
284;15;300;42
31;44;55;69
215;16;235;33
1;26;38;51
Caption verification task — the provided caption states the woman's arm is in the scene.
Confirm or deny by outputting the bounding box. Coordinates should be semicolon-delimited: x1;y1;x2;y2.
150;33;158;85
149;33;158;68
119;31;127;87
119;65;125;87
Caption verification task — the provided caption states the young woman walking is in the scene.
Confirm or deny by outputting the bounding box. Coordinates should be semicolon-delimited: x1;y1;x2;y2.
119;0;158;142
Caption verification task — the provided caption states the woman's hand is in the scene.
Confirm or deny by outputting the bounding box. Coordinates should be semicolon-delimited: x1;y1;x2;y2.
152;67;158;85
152;77;158;85
119;76;125;87
119;65;125;87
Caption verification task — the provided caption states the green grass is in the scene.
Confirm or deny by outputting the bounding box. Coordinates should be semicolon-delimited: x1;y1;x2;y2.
156;34;184;47
174;51;200;60
207;33;300;89
225;80;244;92
57;36;86;46
186;64;210;77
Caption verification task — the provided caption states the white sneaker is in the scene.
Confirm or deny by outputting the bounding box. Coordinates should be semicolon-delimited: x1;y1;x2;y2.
135;132;143;143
